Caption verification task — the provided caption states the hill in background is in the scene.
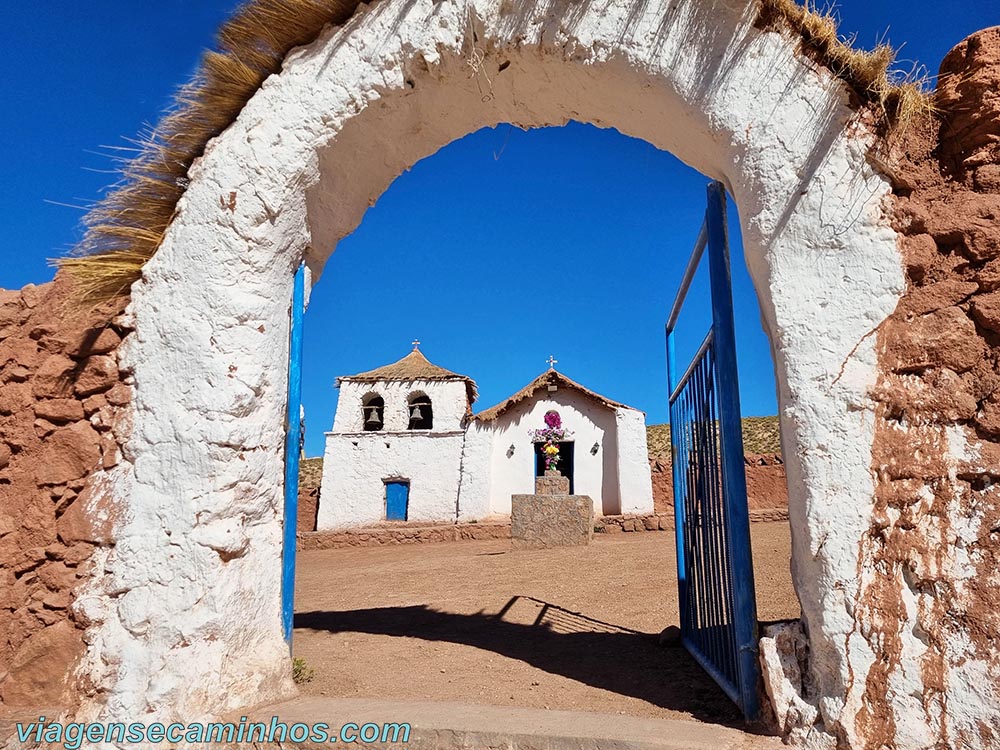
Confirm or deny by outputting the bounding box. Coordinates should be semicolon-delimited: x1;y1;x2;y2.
646;416;782;458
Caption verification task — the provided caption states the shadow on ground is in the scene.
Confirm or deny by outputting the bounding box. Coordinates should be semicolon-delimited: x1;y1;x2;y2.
295;596;744;726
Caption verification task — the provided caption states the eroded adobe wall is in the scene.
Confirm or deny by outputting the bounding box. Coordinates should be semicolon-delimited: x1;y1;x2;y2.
859;27;1000;749
762;26;1000;750
0;277;128;710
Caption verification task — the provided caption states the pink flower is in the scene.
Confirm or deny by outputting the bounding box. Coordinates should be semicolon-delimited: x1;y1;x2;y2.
544;410;561;429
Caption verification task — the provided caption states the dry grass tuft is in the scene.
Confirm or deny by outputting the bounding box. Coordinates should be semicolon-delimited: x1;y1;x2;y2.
56;0;362;304
57;0;938;305
757;0;936;131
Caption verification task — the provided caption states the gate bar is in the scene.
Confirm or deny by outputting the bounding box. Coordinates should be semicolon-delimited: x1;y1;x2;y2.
666;222;708;332
281;262;306;645
704;182;759;719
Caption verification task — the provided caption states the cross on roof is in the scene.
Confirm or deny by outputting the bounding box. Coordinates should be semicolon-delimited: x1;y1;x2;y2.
547;355;558;369
411;339;421;351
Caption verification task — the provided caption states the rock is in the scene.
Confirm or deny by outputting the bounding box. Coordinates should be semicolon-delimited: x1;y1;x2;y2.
970;290;1000;333
33;418;59;438
32;354;76;399
923;194;1000;261
74;356;118;397
4;365;31;383
36;421;102;486
34;398;85;424
65;327;121;358
875;370;978;423
977;258;1000;292
100;436;120;469
0;336;42;371
0;443;10;470
60;543;96;566
42;591;71;610
0;620;86;707
974;164;1000;192
81;393;107;416
105;384;131;406
0;382;32;416
19;284;41;309
976;400;1000;437
57;480;112;546
758;621;833;746
898;280;978;316
37;561;77;592
884;306;984;373
511;494;594;549
901;234;939;283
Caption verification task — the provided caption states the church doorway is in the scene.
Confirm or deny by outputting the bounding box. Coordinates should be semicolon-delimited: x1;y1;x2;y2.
533;441;575;494
384;480;410;522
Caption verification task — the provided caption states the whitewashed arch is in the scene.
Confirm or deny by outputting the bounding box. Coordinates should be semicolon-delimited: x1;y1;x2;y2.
77;0;907;744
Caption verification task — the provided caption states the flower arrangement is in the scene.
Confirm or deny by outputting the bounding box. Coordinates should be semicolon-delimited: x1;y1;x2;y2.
530;410;573;472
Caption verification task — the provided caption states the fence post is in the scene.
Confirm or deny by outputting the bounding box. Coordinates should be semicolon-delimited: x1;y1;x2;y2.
282;263;306;645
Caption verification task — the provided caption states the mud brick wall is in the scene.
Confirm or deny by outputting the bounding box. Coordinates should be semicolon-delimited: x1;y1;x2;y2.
650;453;789;515
0;276;128;708
856;27;1000;746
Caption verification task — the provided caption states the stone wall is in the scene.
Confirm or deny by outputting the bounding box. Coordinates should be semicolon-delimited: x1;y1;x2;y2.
0;276;128;709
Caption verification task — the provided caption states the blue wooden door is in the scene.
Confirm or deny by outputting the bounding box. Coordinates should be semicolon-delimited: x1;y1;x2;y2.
664;182;760;720
385;481;409;521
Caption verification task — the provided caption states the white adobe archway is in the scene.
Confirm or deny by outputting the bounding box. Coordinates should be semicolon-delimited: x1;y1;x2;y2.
75;0;908;744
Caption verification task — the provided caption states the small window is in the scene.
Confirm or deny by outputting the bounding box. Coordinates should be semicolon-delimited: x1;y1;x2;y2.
407;393;433;430
362;394;384;431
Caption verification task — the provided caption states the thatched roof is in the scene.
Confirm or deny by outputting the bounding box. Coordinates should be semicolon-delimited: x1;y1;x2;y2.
339;349;478;403
475;369;636;423
56;0;931;305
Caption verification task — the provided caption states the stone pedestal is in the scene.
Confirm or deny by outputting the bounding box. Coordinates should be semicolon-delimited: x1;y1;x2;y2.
534;472;569;495
511;494;594;549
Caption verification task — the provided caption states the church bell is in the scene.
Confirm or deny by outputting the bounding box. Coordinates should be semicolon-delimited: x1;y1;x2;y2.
366;407;381;426
410;405;423;421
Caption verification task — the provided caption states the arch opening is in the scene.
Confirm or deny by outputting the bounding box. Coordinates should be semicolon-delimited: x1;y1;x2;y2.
406;392;433;430
362;392;385;431
87;0;906;745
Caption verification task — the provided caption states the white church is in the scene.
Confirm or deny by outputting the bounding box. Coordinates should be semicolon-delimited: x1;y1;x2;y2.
317;346;654;529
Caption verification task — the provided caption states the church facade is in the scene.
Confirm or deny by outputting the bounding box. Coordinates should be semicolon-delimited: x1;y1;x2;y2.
318;348;654;529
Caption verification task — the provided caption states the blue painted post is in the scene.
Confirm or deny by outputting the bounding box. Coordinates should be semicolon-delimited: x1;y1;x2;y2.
665;327;688;635
281;263;305;645
704;182;760;720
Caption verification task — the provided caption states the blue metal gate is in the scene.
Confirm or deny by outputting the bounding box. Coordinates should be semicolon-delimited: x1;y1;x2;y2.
665;182;760;720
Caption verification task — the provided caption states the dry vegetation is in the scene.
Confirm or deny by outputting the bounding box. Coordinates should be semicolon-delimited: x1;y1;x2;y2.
56;0;934;305
757;0;934;130
299;457;324;490
646;416;781;459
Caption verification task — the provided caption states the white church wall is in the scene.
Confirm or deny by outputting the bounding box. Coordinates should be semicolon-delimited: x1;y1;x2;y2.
486;390;622;517
332;379;468;433
615;408;654;514
320;376;470;528
318;431;464;528
456;421;494;521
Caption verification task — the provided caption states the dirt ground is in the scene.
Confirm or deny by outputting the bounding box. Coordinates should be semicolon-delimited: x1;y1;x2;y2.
293;523;797;727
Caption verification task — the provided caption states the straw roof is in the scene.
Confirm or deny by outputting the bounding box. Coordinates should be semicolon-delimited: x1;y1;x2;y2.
56;0;932;305
338;349;478;403
475;369;636;423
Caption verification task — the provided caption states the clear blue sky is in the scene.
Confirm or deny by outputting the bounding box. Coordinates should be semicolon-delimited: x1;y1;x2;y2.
2;2;993;456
